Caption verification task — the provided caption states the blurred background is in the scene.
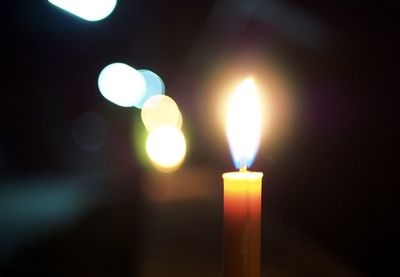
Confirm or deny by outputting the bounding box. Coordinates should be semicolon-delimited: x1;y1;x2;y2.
0;1;396;276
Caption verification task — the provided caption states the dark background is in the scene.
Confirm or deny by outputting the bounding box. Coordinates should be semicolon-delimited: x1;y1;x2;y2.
0;1;396;276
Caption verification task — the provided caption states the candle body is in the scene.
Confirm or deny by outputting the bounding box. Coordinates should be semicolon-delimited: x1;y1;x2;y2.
223;171;263;277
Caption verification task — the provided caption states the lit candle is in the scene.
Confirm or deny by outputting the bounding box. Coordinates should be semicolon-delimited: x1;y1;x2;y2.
223;78;263;277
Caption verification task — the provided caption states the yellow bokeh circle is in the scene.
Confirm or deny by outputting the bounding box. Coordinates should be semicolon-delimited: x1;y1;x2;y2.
146;125;186;172
141;95;182;132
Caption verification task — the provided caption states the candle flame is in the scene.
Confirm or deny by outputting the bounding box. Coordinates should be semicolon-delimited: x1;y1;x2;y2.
226;78;262;169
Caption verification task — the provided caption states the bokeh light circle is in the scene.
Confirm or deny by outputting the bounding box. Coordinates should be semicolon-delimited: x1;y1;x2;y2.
146;125;186;172
48;0;117;22
141;95;182;132
137;69;165;108
98;63;146;108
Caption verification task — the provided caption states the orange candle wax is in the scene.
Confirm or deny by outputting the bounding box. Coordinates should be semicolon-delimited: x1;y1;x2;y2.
223;170;263;277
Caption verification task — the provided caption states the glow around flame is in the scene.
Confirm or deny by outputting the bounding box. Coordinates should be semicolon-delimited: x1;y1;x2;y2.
226;78;262;169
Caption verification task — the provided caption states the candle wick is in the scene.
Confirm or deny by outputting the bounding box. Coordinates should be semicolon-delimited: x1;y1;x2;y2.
240;166;247;172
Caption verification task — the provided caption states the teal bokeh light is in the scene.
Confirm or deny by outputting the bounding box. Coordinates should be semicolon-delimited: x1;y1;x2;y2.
137;69;165;109
98;63;146;108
